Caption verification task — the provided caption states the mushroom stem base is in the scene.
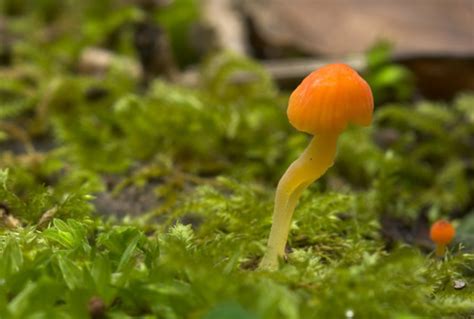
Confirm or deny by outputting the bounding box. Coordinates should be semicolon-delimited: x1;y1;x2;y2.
259;133;338;270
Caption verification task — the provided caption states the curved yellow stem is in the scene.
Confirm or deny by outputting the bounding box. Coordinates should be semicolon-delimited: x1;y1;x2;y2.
259;133;339;270
435;244;446;257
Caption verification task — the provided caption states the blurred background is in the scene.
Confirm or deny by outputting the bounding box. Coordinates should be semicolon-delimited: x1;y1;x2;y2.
1;0;473;100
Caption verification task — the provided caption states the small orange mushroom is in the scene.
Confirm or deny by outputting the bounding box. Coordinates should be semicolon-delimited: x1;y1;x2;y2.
259;64;374;270
430;220;455;257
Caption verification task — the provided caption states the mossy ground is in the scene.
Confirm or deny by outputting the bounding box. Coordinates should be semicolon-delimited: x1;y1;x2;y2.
1;1;473;318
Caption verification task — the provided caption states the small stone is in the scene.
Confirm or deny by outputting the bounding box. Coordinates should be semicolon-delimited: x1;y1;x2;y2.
88;296;106;319
453;279;466;290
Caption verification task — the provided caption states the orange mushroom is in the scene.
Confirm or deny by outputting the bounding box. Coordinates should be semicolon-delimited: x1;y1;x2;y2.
260;64;374;270
430;220;455;257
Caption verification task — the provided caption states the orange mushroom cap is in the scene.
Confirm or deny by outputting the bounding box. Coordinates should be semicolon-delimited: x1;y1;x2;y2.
287;63;374;135
430;220;455;245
